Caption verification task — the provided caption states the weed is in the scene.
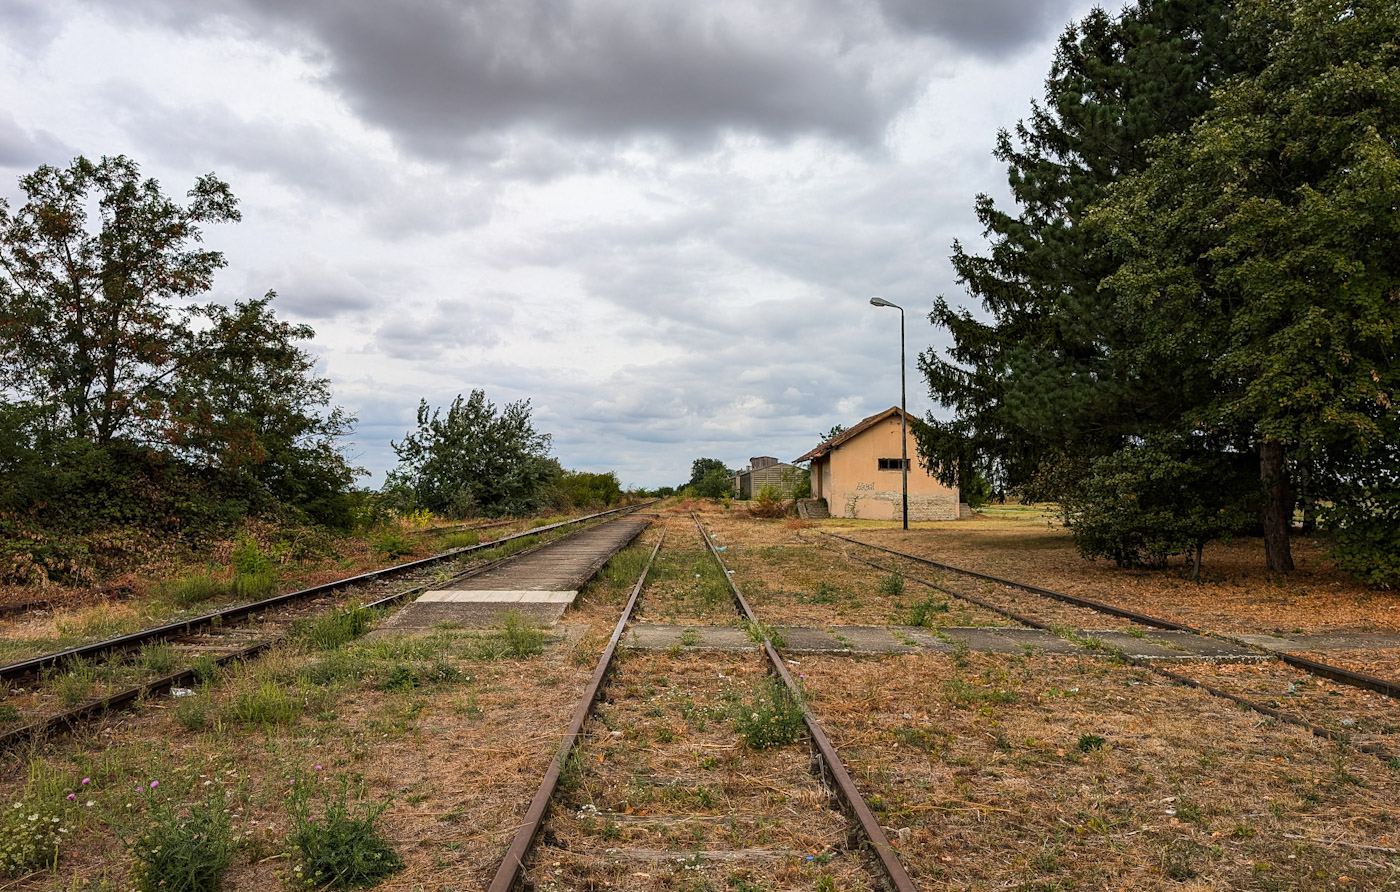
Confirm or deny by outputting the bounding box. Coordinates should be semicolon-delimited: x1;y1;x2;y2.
679;628;701;647
944;679;1016;708
733;677;806;750
232;570;278;600
231;536;275;577
1125;626;1147;639
189;654;222;686
815;876;836;892
441;530;481;550
1388;757;1400;772
378;664;420;692
174;697;210;731
296;606;375;651
741;620;786;649
126;795;235;892
0;797;69;874
906;597;950;627
288;774;404;889
159;571;228;607
501;610;545;657
138;643;180;676
0;705;17;724
226;680;302;726
52;658;98;707
1076;733;1107;753
879;572;905;598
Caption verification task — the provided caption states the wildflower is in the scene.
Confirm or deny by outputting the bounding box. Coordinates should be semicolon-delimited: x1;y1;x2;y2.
66;794;75;801
150;781;159;789
81;778;90;785
314;765;323;771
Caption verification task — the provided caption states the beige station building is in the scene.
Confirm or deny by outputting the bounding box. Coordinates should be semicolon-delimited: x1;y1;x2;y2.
794;407;962;521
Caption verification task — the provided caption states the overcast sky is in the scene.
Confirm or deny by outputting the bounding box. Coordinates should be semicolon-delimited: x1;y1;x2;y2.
1;0;1104;489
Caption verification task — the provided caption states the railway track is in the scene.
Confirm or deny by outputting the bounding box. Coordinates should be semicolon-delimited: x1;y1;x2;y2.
822;531;1399;762
487;512;920;892
0;506;642;749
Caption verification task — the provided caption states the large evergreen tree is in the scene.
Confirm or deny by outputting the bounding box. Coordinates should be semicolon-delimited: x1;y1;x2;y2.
1091;0;1400;571
919;0;1248;496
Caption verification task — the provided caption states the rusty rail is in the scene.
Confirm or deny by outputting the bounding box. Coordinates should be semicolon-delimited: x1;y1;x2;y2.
696;515;921;892
826;532;1400;700
487;529;664;892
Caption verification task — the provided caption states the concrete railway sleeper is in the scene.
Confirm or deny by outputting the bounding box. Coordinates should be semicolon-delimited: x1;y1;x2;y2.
0;507;644;750
823;531;1400;700
826;538;1398;765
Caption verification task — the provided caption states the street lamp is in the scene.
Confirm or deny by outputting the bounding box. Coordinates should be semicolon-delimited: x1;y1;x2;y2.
869;296;908;530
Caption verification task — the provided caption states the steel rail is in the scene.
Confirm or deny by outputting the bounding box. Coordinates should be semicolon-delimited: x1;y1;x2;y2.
836;549;1395;762
825;532;1400;700
487;529;664;892
0;506;640;682
695;515;921;892
0;525;554;751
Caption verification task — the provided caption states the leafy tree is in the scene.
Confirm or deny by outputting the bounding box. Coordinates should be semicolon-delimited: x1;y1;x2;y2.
166;293;360;526
694;467;734;500
688;458;730;488
387;390;554;518
0;155;239;444
818;424;846;442
919;0;1249;498
1090;0;1400;571
553;470;622;509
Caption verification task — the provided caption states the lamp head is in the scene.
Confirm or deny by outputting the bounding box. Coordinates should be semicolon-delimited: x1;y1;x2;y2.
869;296;894;308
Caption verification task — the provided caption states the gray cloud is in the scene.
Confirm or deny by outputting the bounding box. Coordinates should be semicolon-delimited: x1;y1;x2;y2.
253;255;382;321
0;110;70;170
876;0;1086;54
0;1;66;55
372;297;510;360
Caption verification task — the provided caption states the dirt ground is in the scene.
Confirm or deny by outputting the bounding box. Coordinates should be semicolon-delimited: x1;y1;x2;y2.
1;502;1396;890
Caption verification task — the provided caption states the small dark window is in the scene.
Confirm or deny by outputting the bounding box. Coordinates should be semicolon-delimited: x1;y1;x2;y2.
878;458;908;471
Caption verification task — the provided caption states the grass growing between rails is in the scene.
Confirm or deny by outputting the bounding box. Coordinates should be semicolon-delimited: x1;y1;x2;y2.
0;583;594;887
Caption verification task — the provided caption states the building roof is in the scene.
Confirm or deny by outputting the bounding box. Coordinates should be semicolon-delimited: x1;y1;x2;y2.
793;407;915;463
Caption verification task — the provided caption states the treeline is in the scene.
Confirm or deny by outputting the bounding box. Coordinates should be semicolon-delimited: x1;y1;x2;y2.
0;156;358;584
381;389;623;518
921;0;1398;581
0;156;625;587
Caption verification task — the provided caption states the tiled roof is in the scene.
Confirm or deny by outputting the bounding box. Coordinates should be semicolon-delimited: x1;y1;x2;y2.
793;407;913;463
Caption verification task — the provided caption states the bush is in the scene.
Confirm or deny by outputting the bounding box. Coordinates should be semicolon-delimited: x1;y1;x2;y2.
127;795;234;892
733;677;806;750
295;606;375;651
1060;439;1254;575
747;485;786;518
375;531;413;559
1323;472;1400;588
288;775;403;889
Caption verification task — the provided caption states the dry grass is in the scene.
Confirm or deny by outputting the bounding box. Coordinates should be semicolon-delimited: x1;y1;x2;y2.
800;651;1400;890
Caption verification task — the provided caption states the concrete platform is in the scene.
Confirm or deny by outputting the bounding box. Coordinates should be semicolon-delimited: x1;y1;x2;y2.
1234;632;1400;652
624;624;1268;660
377;516;650;631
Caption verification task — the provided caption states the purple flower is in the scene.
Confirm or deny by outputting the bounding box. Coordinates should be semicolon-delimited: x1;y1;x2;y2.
314;765;323;771
149;781;159;789
81;778;90;785
66;794;75;801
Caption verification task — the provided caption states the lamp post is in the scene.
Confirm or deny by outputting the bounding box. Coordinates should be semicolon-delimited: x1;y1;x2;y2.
869;297;908;530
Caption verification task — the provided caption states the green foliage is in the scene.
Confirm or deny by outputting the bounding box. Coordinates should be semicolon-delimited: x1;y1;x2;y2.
879;573;905;598
295;606;375;651
553;469;622;509
500;610;545;657
440;530;481;549
747;485;786;518
689;457;729;489
906;597;949;628
226;680;303;726
694;467;734;500
174;696;210;731
1077;733;1107;753
374;531;414;559
733;677;806;750
386;390;554;518
1061;439;1254;572
158;571;228;607
127;795;235;892
1321;450;1400;587
287;775;403;889
921;1;1248;500
0;798;68;875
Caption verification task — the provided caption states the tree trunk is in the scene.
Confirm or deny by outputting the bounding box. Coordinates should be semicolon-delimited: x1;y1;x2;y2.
1259;440;1295;572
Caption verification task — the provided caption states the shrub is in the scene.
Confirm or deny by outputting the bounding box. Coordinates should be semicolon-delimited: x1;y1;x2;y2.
127;795;235;892
733;677;806;750
375;531;413;559
231;537;275;577
287;775;403;889
174;696;210;731
747;485;786;518
906;598;949;627
879;573;905;598
139;643;180;676
0;798;68;874
1323;473;1400;588
226;680;302;726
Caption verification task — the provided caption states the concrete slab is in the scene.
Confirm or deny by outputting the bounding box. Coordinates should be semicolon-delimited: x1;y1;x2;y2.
626;623;755;652
1235;632;1400;652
